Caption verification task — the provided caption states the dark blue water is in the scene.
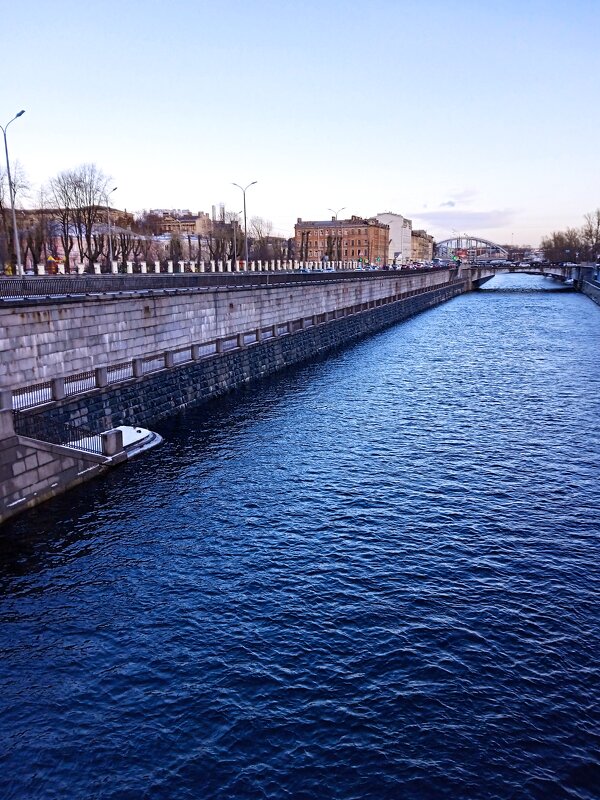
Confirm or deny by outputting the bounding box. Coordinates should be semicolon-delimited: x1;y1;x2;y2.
1;275;599;800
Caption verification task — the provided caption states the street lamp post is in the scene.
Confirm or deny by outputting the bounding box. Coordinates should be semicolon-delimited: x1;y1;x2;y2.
232;181;257;269
233;216;237;268
1;110;25;276
231;211;242;269
328;207;346;263
106;186;117;269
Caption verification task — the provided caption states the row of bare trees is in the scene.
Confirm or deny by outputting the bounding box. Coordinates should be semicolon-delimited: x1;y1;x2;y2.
540;209;600;263
1;162;291;272
133;210;291;265
0;162;125;270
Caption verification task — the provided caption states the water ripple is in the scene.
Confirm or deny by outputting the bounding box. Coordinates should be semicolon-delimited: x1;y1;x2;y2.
1;277;599;799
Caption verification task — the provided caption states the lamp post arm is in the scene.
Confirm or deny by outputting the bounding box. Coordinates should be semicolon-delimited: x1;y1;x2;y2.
232;181;257;268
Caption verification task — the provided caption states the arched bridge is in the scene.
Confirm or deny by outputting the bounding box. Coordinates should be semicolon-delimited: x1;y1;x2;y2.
436;236;509;261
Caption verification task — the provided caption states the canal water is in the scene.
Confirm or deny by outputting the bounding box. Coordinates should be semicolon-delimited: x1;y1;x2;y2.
1;275;599;800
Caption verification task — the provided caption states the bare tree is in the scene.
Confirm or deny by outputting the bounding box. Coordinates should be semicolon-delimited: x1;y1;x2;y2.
169;234;183;263
541;228;583;263
23;189;54;269
299;230;309;261
205;223;229;262
49;163;110;271
48;170;77;271
541;208;600;263
581;209;600;261
223;212;242;262
249;216;273;260
0;161;29;271
133;210;164;236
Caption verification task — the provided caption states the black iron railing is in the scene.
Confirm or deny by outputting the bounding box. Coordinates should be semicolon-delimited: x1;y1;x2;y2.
0;268;452;300
12;413;105;455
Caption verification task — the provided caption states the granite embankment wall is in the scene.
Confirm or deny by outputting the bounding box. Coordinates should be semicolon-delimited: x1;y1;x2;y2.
1;272;465;524
13;281;464;440
1;269;457;389
581;279;600;306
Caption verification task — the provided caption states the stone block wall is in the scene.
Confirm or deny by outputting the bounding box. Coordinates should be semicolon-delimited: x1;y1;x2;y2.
0;426;111;524
582;280;600;306
1;271;456;390
15;282;464;439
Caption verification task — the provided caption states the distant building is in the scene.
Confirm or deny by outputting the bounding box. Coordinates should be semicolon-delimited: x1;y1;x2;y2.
150;210;211;236
411;229;435;262
376;212;412;265
17;206;134;231
294;215;389;265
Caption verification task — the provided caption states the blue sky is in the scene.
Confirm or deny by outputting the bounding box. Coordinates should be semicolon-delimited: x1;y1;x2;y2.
3;0;599;246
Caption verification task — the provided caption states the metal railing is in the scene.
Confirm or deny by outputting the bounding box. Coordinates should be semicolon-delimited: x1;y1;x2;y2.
107;362;133;383
13;380;52;410
12;413;104;455
65;369;96;397
0;267;454;301
172;347;192;365
139;354;165;375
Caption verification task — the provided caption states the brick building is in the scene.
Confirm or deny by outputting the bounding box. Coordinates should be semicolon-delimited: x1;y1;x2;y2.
411;229;435;262
294;215;390;265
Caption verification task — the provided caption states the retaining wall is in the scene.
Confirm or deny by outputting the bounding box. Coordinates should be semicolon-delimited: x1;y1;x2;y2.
1;270;457;389
14;282;464;439
581;279;600;306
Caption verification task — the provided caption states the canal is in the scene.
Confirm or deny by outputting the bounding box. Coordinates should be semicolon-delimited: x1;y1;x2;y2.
1;274;599;799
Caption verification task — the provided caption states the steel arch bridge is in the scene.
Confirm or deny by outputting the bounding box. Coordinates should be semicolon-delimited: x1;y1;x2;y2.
435;236;508;262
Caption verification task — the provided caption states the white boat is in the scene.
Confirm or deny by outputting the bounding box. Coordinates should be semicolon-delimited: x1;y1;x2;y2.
66;425;163;459
116;426;163;458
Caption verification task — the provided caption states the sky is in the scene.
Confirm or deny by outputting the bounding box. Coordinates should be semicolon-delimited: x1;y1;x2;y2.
3;0;599;247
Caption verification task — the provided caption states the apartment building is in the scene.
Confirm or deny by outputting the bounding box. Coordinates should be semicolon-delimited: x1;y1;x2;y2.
376;212;412;265
411;229;435;262
151;210;212;236
294;215;389;265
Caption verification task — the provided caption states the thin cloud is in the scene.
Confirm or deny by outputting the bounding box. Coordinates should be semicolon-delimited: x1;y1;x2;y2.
410;209;515;232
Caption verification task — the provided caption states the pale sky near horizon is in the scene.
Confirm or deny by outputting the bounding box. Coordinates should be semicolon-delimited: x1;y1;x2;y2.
3;0;599;247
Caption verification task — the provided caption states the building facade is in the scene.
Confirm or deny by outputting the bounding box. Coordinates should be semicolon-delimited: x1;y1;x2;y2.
151;210;212;236
294;215;389;265
411;229;435;262
376;212;412;265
